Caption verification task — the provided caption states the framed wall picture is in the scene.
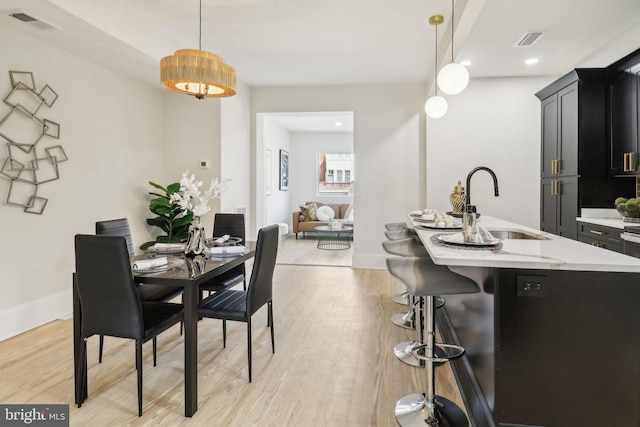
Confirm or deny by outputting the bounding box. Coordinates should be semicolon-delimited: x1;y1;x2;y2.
279;149;289;191
265;149;272;196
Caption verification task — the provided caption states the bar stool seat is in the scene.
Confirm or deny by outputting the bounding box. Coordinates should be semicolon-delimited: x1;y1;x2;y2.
382;238;446;368
387;256;479;427
385;228;419;307
385;221;409;231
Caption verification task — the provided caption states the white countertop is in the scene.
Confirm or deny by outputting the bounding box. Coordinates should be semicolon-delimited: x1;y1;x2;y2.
411;215;640;273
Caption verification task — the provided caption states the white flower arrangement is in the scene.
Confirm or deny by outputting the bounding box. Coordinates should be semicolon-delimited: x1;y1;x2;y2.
170;171;230;217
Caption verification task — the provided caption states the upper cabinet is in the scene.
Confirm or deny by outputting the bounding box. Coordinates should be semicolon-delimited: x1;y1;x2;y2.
540;82;579;178
535;69;635;239
608;62;640;175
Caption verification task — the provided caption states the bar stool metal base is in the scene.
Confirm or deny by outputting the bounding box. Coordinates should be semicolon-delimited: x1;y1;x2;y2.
395;393;468;427
392;294;446;308
392;291;410;306
392;311;415;329
394;341;446;368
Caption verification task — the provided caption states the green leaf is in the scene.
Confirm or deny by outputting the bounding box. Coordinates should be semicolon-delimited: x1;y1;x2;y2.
167;182;181;195
149;181;167;192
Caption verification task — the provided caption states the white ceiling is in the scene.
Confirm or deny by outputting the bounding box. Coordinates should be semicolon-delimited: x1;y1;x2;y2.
2;0;640;130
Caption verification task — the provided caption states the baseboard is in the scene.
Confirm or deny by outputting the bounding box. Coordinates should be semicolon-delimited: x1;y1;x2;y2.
0;290;72;342
351;253;387;269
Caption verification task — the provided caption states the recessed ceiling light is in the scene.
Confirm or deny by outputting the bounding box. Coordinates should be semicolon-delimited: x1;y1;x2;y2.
525;58;539;65
460;60;472;67
335;121;343;126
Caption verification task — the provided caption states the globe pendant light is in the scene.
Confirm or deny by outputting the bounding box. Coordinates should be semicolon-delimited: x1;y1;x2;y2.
437;0;469;95
160;0;236;99
425;15;448;119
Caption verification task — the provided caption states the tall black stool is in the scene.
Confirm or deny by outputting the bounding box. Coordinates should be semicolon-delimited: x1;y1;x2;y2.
387;257;479;427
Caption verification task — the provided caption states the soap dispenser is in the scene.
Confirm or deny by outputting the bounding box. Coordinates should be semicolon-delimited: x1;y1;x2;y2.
462;204;477;243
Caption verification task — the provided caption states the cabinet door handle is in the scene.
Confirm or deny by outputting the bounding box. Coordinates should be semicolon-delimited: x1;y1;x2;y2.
555;159;561;175
624;153;630;172
590;230;604;235
630;152;636;171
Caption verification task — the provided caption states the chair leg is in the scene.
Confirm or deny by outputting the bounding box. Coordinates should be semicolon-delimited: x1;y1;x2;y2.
136;340;143;416
222;320;227;348
99;335;104;363
247;318;252;383
78;338;88;408
243;278;247;291
269;301;275;353
153;337;157;367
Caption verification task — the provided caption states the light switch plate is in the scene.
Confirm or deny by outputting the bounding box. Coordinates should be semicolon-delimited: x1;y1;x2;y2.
199;160;210;169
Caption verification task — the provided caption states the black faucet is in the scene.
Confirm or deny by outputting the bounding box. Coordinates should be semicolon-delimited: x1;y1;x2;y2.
465;166;499;209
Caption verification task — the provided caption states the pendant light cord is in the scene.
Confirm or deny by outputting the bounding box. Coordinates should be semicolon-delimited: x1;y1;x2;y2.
434;18;439;95
450;0;454;62
199;0;202;51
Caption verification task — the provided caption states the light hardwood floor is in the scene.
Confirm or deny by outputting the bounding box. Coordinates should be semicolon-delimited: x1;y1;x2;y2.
276;234;352;266
0;259;466;426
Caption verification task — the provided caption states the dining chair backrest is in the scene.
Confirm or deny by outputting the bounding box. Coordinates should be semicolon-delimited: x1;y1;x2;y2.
75;234;144;340
95;218;135;257
213;213;245;243
246;224;279;316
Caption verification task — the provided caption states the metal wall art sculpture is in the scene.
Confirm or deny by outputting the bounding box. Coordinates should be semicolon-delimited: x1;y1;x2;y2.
0;71;66;214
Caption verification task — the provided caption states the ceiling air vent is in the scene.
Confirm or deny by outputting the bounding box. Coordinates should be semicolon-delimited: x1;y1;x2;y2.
7;10;58;30
514;31;543;47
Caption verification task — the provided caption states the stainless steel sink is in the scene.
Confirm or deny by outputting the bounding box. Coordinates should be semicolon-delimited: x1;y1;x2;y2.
487;230;551;240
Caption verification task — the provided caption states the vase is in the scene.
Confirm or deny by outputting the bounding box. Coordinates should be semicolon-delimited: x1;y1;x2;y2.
184;216;206;256
449;180;466;215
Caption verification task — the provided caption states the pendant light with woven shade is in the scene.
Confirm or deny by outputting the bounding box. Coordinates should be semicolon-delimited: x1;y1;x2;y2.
160;0;236;99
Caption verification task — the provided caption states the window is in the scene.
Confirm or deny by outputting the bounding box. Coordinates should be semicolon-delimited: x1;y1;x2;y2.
318;153;354;195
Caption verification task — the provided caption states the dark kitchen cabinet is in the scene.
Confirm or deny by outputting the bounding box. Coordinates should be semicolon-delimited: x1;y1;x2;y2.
540;176;578;239
536;69;635;239
577;222;624;253
540;82;578;178
608;63;640;174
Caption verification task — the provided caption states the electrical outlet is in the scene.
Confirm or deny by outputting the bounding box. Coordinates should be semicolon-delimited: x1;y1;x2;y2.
199;160;210;169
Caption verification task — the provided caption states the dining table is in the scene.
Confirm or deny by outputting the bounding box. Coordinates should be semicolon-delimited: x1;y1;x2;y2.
73;241;257;417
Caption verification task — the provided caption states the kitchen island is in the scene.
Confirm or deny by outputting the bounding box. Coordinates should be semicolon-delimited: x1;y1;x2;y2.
410;215;640;427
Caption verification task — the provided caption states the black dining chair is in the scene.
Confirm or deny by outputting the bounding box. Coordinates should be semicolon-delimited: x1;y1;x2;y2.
74;234;184;416
95;218;183;362
200;213;247;294
198;224;279;382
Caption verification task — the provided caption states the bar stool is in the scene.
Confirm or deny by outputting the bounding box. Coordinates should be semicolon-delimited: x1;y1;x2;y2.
382;238;446;368
384;226;417;307
385;229;415;241
387;257;479;427
385;221;409;231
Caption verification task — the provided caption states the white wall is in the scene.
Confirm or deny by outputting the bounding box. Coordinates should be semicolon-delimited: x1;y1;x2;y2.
161;92;222;232
0;22;245;340
426;76;555;228
263;118;291;227
0;24;166;340
251;85;427;268
289;131;354;219
221;80;252;226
